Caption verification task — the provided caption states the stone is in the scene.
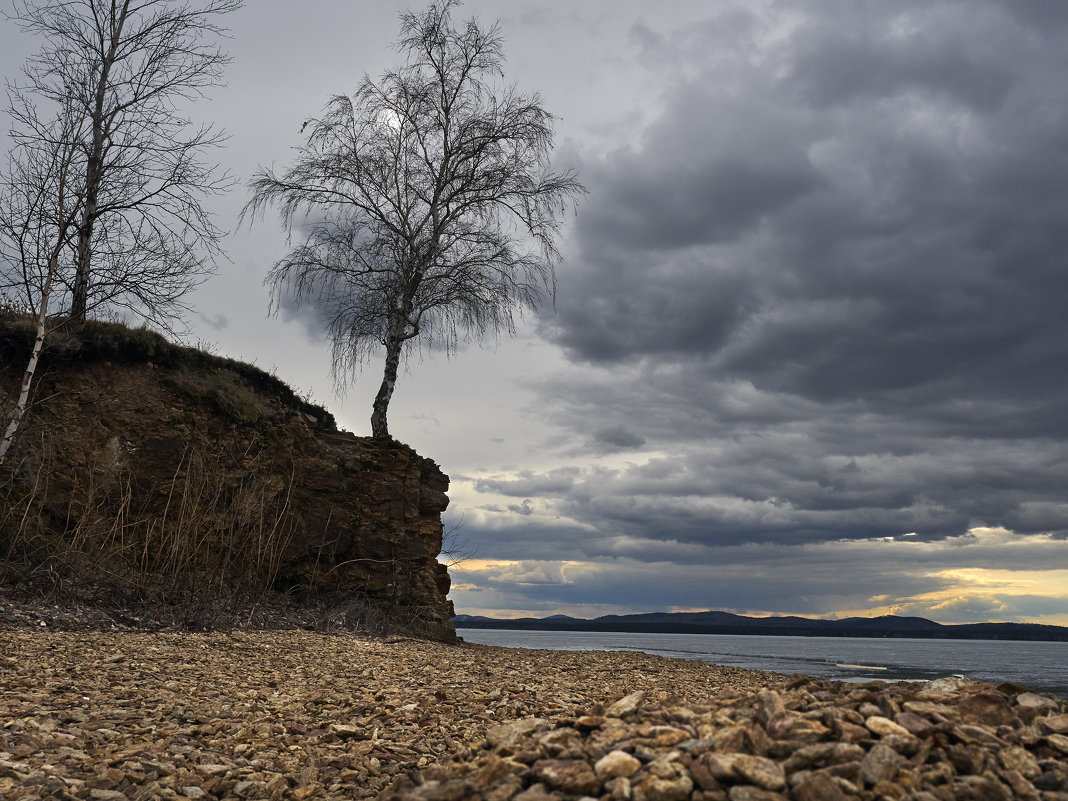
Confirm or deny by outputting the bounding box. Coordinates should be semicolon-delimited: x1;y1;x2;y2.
1034;770;1068;791
595;751;641;780
865;716;911;737
903;701;958;720
954;724;1004;747
607;692;646;718
998;745;1040;778
859;744;901;785
1016;693;1059;713
726;787;787;801
836;721;870;743
782;743;836;772
646;726;692;747
532;759;599;795
331;724;368;740
893;711;932;735
954;775;1013;801
1041;713;1068;734
791;772;847;801
920;677;970;698
513;785;557;801
764;716;794;740
1048;733;1068;754
731;755;786;791
605;776;632;801
946;743;985;775
960;692;1014;726
487;718;550;749
703;753;742;781
635;766;693;801
575;715;605;730
755;690;785;725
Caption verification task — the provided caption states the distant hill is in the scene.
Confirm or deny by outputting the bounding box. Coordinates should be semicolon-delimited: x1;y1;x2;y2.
452;610;1068;642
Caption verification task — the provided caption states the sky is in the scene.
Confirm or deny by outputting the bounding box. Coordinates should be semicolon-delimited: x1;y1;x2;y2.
2;0;1068;625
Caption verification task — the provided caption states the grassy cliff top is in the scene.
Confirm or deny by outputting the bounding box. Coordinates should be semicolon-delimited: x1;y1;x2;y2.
0;312;336;430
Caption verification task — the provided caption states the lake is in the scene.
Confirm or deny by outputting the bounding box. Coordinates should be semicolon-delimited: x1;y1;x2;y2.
457;628;1068;698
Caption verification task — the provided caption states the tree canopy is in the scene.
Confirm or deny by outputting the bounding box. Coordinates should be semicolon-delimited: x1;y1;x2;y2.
245;0;585;439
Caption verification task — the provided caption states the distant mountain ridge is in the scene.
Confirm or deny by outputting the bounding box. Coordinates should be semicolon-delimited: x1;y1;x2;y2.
452;610;1068;641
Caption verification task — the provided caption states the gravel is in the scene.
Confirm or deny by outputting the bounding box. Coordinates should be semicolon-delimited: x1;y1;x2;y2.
0;630;782;799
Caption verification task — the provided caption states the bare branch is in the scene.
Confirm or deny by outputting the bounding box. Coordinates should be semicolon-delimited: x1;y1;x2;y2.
246;1;585;439
6;0;242;327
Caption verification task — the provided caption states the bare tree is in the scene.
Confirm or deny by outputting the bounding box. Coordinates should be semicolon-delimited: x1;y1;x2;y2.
0;98;89;464
7;0;242;326
244;0;585;440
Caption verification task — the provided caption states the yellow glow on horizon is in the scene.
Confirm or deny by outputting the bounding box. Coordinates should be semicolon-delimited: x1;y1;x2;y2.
935;567;1068;594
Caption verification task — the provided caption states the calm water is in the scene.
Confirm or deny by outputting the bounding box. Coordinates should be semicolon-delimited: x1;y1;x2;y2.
458;628;1068;698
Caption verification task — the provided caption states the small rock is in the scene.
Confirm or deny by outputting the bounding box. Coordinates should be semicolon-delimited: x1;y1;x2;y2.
903;701;958;719
756;690;785;725
1016;693;1059;713
998;745;1040;778
636;767;693;801
647;726;691;747
865;716;910;738
1047;733;1068;754
859;743;901;785
604;776;632;800
791;772;847;801
920;676;970;697
836;720;870;742
513;784;558;801
330;724;369;740
486;718;549;749
182;787;206;799
703;753;742;781
954;724;1004;747
727;787;787;801
532;759;598;795
595;751;641;780
960;691;1014;726
765;715;795;740
607;691;645;718
1040;713;1068;734
731;754;786;791
893;711;932;735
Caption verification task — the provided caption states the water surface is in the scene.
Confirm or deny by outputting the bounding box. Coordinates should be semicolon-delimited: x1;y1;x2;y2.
458;628;1068;698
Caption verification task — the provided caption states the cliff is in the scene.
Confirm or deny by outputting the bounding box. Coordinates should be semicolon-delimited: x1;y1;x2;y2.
0;317;455;639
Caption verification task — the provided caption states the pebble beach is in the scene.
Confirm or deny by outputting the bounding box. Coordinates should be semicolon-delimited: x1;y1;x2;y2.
1;630;1066;800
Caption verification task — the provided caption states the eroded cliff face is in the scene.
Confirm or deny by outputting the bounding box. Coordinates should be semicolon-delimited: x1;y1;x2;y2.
0;321;455;639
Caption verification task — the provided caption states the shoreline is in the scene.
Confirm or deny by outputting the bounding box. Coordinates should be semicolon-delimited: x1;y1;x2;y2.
2;630;1067;800
459;627;1068;699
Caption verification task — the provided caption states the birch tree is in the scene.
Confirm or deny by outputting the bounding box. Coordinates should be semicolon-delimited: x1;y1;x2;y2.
0;99;88;465
8;0;242;326
244;0;584;440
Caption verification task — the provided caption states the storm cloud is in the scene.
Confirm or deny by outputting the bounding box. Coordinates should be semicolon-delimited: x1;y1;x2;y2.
447;0;1068;619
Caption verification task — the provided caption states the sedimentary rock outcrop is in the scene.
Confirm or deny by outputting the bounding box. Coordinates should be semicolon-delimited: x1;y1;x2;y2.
0;320;454;638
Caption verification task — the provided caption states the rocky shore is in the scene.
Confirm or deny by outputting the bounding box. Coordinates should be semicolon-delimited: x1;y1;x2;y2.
1;631;1065;800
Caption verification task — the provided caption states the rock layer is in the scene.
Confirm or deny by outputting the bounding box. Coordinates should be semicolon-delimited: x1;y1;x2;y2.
0;321;453;638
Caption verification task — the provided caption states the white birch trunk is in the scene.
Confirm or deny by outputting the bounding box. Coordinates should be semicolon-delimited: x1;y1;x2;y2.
0;255;56;466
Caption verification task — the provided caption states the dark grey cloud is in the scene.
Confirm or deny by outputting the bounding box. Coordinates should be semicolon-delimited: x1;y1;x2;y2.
590;425;646;453
548;0;1068;424
459;0;1068;619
